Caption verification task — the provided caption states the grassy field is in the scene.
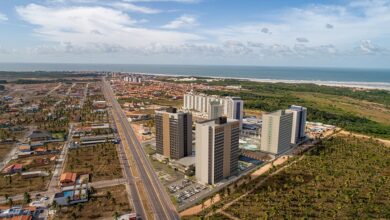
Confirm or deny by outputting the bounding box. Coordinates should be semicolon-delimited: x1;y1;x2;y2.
0;174;51;197
150;158;184;185
0;144;14;161
144;144;156;156
53;185;132;220
64;143;122;182
152;98;182;107
293;92;390;125
0;154;56;196
214;136;390;219
119;97;182;108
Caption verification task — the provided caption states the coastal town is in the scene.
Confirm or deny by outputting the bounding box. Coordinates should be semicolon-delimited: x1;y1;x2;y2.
1;0;390;218
0;72;349;220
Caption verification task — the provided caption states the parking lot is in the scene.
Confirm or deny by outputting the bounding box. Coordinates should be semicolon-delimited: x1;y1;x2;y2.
168;179;209;207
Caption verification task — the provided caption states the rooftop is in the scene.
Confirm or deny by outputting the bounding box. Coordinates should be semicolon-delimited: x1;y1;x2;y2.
11;215;32;220
267;110;292;116
289;105;307;111
175;156;195;167
197;117;237;126
80;134;115;142
60;172;77;183
28;130;51;139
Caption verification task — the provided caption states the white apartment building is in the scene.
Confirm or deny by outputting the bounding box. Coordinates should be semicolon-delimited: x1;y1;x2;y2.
225;97;244;129
260;110;293;154
195;117;240;185
184;92;243;127
208;101;223;119
286;105;307;144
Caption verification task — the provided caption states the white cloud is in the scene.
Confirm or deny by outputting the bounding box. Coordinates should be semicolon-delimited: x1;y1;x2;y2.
296;37;309;43
10;0;390;65
162;15;198;29
111;2;161;14
207;1;390;53
0;12;8;21
260;27;269;34
0;45;10;54
124;0;199;3
326;23;334;29
16;4;201;52
357;39;387;54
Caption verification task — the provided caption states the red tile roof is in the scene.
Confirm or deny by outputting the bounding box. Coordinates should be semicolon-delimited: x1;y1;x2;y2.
11;215;32;220
13;164;23;170
1;164;15;173
60;172;77;183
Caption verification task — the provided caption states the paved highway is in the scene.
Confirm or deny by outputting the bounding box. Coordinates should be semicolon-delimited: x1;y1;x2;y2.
102;78;179;220
103;83;147;220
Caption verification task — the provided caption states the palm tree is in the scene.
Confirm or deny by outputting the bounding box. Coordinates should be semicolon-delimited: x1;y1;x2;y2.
113;211;120;220
51;200;58;211
23;192;31;204
226;187;231;196
77;203;83;212
8;175;12;184
7;198;13;207
106;191;112;200
71;212;77;220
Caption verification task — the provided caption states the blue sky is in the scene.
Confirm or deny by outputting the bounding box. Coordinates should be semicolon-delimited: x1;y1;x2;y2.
0;0;390;68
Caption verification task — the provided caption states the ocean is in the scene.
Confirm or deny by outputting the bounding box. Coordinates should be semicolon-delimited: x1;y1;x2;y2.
0;63;390;89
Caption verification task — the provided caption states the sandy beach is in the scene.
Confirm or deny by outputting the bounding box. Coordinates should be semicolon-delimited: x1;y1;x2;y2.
136;72;390;91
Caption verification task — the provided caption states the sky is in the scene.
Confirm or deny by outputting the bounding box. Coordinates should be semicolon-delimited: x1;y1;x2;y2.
0;0;390;68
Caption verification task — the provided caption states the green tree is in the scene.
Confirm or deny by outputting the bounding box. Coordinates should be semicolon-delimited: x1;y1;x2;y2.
7;198;13;207
106;191;112;200
113;211;120;220
23;192;31;204
66;196;71;205
51;200;58;211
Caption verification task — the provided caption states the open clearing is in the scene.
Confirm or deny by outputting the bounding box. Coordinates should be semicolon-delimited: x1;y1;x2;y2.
64;143;122;182
294;92;390;125
53;185;132;220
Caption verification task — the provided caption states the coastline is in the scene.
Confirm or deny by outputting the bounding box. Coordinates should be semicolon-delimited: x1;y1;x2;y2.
135;72;390;91
246;78;390;91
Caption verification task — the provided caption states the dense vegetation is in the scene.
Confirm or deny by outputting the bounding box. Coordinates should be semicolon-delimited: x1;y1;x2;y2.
222;136;390;219
184;136;390;219
0;71;98;79
201;80;390;139
80;94;108;123
207;79;390;106
12;79;97;84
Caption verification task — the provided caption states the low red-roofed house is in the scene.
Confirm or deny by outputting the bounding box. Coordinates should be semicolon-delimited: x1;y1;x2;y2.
1;164;23;174
60;172;77;187
11;216;33;220
34;147;47;155
13;164;23;172
2;164;15;174
18;144;31;152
